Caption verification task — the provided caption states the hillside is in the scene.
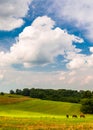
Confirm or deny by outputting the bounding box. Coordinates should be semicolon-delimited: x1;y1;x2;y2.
0;94;81;117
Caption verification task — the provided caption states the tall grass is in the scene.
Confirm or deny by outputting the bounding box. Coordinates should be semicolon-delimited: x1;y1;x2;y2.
0;116;92;130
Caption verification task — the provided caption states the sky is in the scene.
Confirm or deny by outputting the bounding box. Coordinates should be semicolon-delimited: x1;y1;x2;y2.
0;0;93;92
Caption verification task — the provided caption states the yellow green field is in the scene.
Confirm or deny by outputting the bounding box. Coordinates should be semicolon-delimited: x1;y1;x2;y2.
0;94;92;130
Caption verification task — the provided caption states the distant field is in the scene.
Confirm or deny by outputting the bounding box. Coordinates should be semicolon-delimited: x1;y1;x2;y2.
0;94;92;130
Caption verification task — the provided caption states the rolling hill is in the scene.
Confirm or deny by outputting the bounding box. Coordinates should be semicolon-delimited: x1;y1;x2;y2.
0;94;81;117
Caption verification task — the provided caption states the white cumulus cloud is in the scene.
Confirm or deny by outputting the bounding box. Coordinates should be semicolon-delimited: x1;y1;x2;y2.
0;16;83;68
50;0;93;41
0;0;32;31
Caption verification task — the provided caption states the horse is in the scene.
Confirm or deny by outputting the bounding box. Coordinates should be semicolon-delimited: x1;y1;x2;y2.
66;114;69;118
72;115;78;118
80;114;85;118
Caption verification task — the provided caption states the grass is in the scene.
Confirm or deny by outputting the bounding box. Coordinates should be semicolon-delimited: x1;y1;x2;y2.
0;116;93;130
0;94;92;129
0;95;81;117
0;94;30;104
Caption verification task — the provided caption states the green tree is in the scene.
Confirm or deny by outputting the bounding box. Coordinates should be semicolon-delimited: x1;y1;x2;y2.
82;90;92;98
10;90;15;94
0;92;4;95
22;88;30;96
81;98;93;114
16;89;22;95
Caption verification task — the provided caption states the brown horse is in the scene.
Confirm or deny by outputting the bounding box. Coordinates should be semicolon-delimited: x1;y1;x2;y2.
80;114;85;118
72;115;78;118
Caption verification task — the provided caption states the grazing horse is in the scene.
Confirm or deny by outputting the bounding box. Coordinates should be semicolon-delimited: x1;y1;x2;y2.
72;115;78;118
66;114;69;118
80;114;85;118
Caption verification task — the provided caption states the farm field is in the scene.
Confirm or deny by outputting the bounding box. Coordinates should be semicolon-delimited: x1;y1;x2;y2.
0;94;92;130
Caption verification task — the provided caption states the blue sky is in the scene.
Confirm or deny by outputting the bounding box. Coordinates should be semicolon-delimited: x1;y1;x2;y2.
0;0;93;92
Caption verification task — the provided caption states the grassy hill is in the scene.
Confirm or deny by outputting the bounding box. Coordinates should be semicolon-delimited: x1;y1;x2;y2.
0;94;81;117
0;94;93;129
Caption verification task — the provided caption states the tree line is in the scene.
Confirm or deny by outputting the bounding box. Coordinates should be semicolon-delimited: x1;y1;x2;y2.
10;88;93;114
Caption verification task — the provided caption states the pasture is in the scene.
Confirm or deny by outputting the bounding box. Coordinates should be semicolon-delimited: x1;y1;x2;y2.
0;94;92;129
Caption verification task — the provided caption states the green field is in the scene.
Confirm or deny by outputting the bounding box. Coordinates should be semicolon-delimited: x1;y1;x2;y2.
0;94;93;130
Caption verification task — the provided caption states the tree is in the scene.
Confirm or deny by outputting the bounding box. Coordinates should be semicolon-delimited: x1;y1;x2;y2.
16;89;22;95
0;92;4;95
10;90;15;94
81;98;93;114
82;90;92;98
22;88;30;96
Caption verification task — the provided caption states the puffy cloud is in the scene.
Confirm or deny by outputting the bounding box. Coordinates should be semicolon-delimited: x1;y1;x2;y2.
1;67;93;92
58;68;93;89
83;75;93;85
1;15;93;71
1;68;93;92
50;0;93;41
0;0;32;31
90;47;93;53
0;16;83;68
67;56;86;69
66;50;93;70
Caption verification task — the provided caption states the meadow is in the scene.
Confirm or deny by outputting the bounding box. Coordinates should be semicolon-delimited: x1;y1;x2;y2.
0;94;92;130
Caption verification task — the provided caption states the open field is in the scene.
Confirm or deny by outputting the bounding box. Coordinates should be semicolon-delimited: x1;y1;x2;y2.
0;94;92;129
0;116;93;130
